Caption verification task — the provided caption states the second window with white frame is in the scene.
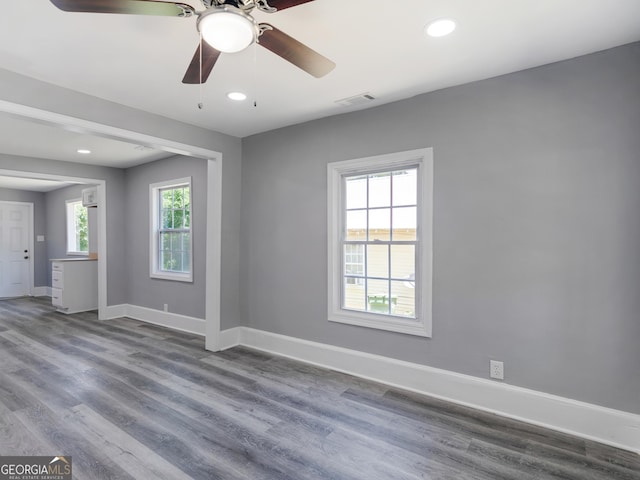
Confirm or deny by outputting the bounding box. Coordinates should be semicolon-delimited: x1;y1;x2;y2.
150;177;192;282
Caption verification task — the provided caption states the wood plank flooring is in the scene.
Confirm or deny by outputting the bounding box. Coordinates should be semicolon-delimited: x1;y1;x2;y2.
0;297;638;479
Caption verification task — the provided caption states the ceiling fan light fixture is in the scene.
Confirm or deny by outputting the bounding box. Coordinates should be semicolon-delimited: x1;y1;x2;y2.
425;18;456;37
198;6;257;54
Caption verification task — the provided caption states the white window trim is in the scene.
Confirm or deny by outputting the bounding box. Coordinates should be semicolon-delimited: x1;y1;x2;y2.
149;177;193;282
65;198;88;256
327;148;433;337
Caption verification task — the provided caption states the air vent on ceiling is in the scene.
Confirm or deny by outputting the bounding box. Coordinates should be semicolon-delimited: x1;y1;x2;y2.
335;92;376;107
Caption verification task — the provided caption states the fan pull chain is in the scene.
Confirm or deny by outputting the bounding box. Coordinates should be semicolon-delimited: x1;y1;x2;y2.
252;40;258;108
198;31;204;110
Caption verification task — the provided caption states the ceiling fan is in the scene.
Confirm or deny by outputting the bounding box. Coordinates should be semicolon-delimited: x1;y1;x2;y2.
48;0;336;84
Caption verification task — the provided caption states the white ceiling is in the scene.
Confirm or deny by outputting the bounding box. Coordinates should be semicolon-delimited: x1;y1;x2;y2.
0;175;80;192
0;114;174;168
0;0;639;166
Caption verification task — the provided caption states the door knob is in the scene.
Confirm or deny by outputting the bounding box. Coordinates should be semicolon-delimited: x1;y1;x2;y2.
24;250;28;253
24;256;29;259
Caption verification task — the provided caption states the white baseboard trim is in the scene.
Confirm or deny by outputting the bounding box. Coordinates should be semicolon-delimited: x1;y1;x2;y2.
33;286;51;297
103;304;128;320
219;326;640;454
103;303;205;336
219;326;242;349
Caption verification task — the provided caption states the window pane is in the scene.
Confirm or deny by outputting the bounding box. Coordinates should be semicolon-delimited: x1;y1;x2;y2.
392;206;417;241
392;169;417;206
366;279;391;314
184;208;190;228
160;232;170;251
391;280;415;318
163;232;172;269
171;233;182;272
161;232;182;272
174;208;184;229
390;245;415;280
175;187;185;208
344;277;366;311
344;244;364;276
172;247;183;272
184;187;190;209
345;175;367;210
367;244;388;278
162;189;173;208
162;208;172;228
183;251;191;273
368;208;390;241
161;249;172;271
346;210;366;241
368;173;390;208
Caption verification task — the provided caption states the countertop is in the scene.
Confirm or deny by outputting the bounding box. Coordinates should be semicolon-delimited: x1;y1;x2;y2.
50;258;98;262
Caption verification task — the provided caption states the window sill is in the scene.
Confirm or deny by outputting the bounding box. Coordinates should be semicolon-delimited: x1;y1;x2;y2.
329;309;431;337
150;271;193;283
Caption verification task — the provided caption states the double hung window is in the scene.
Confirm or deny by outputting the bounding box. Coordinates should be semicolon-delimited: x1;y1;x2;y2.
150;178;192;282
328;149;433;337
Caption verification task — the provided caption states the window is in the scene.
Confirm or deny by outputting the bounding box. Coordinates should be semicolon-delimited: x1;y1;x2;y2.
150;178;192;282
328;149;433;337
66;199;88;255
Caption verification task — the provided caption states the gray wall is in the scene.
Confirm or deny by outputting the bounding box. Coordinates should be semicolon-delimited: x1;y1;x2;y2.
0;187;47;287
124;155;207;319
240;42;640;414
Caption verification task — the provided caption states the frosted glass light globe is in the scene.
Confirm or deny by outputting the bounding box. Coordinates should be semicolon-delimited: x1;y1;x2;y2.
200;8;255;53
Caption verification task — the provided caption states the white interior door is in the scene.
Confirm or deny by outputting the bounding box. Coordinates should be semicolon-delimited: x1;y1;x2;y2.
0;202;32;298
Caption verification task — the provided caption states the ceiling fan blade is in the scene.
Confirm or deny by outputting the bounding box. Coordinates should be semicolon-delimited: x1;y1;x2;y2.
49;0;195;16
182;40;221;84
258;24;335;78
264;0;315;11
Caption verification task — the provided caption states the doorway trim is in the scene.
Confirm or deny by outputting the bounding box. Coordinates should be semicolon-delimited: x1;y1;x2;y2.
0;99;223;351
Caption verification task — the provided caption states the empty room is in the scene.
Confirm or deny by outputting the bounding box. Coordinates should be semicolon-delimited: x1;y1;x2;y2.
0;0;638;479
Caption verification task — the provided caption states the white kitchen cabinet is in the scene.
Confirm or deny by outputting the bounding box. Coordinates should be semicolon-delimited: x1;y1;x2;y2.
51;259;98;314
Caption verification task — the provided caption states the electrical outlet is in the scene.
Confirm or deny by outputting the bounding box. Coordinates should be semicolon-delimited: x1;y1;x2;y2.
490;360;504;380
163;304;168;312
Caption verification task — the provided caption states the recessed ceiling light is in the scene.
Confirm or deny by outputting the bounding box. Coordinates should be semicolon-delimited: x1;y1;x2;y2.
425;18;456;37
227;92;247;101
77;149;91;154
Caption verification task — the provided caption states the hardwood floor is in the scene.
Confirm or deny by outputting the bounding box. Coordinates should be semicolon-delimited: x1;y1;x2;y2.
0;297;638;480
